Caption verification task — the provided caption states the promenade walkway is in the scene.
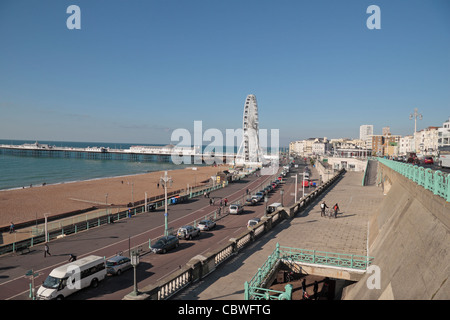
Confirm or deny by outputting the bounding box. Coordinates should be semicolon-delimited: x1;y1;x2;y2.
174;170;384;300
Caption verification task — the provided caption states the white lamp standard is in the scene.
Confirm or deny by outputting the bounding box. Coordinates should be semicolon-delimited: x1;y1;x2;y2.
160;171;173;236
130;250;140;296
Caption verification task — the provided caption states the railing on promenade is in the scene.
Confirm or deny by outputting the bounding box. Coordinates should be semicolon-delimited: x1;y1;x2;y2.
279;246;373;270
378;158;450;202
244;243;373;300
0;180;229;256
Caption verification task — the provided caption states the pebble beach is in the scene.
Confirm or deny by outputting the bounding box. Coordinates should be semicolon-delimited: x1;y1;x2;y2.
0;165;223;228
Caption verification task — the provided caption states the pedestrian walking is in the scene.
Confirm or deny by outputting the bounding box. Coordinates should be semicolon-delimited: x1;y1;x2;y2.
157;182;159;189
302;278;307;299
44;243;51;257
320;201;328;217
9;222;15;233
220;199;223;207
333;203;340;218
224;198;228;206
313;281;319;300
68;254;77;262
209;198;213;206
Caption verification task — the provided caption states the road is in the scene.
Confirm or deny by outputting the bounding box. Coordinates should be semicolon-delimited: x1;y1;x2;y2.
0;162;314;300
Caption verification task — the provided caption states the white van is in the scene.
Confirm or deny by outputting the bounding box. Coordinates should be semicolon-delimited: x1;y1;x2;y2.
267;202;282;214
37;255;106;300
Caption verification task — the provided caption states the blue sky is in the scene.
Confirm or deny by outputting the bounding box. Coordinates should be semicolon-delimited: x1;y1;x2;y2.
0;0;449;147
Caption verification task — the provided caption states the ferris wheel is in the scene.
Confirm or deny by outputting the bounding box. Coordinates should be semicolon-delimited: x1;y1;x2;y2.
236;94;263;165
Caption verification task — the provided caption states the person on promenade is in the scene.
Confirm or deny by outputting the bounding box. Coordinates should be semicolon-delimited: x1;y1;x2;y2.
313;281;319;300
302;278;308;299
9;222;15;233
68;254;77;262
320;201;328;217
209;198;213;206
224;198;228;206
333;203;340;218
44;243;51;257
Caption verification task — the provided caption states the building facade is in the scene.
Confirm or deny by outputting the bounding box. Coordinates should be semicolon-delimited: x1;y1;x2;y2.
414;126;439;155
360;125;374;148
438;117;450;148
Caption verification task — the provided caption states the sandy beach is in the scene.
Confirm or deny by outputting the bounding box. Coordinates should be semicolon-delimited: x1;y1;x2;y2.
0;165;225;228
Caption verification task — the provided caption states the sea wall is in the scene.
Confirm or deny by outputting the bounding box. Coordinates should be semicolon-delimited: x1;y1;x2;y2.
342;163;449;299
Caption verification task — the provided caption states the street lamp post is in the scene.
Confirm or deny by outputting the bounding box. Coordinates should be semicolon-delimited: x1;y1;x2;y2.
301;173;305;198
44;213;49;243
130;250;140;296
280;189;284;206
264;196;268;217
292;174;297;203
160;171;173;236
409;107;423;134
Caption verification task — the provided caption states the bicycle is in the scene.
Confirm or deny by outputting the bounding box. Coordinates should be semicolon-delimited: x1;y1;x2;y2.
285;271;295;282
324;208;334;218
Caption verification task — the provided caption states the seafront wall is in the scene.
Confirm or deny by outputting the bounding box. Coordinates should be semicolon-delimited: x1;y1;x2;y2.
342;162;449;299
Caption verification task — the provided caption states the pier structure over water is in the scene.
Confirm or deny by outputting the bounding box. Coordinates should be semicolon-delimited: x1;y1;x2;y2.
0;141;236;163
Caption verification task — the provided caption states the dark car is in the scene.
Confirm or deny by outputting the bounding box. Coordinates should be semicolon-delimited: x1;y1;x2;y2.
146;203;156;211
150;235;179;254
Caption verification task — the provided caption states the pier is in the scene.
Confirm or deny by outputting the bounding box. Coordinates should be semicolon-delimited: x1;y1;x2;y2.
0;142;236;163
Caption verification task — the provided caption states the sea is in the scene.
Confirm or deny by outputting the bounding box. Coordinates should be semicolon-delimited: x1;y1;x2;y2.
0;139;205;191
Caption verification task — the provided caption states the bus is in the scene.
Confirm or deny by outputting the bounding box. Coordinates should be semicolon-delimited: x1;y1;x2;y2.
37;255;106;300
438;146;450;168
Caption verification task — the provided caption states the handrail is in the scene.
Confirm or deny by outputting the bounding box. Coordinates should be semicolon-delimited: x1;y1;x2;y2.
378;158;450;202
244;243;373;300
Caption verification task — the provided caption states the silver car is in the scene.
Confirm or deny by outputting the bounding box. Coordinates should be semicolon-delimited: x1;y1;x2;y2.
229;204;244;215
198;219;216;231
177;225;201;240
106;255;132;276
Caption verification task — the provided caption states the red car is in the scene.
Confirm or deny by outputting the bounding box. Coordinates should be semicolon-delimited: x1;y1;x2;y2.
424;157;434;164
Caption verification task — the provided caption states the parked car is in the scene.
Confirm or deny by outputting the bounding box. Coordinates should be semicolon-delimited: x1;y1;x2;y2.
302;180;309;187
198;219;216;231
150;235;179;254
255;192;264;201
424;156;434;164
247;218;261;229
245;197;257;206
177;225;201;240
266;202;282;214
229;204;244;215
106;255;132;276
